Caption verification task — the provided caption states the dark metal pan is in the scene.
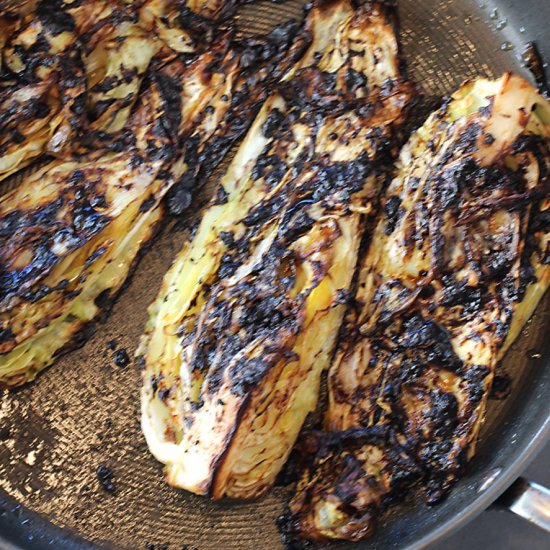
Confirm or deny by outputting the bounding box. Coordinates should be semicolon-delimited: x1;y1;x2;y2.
0;0;549;548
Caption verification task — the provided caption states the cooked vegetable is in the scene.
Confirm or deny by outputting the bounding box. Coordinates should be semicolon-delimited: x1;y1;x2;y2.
0;69;170;388
80;16;160;135
0;21;298;388
0;4;84;180
288;73;550;542
140;0;413;500
0;0;165;181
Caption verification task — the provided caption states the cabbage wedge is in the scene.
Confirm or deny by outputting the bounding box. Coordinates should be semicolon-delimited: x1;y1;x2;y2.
0;68;172;388
0;0;167;181
288;73;550;542
0;6;84;180
0;21;297;388
140;0;414;500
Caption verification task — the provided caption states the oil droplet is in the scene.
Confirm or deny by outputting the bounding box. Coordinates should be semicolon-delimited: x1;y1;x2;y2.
519;26;526;33
496;18;507;30
490;8;499;19
501;41;514;51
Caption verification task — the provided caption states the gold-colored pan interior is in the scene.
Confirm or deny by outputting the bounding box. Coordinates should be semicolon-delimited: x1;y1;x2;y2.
0;1;549;548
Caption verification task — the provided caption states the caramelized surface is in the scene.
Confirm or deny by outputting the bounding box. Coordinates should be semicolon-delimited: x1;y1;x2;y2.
289;74;550;542
0;1;301;387
140;0;414;500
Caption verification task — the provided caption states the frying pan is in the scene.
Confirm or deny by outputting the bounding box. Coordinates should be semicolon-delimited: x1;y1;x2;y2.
0;0;549;548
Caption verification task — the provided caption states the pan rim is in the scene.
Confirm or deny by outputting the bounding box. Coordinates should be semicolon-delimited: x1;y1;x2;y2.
403;412;550;550
1;0;550;548
0;399;548;550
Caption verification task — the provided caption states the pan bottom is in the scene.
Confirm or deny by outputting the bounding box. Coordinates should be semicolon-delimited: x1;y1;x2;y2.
1;1;549;549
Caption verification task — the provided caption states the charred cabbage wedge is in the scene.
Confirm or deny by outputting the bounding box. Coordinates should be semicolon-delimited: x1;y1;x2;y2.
0;0;244;180
140;0;413;500
0;21;299;388
0;3;84;180
0;0;166;180
288;73;550;542
0;68;174;388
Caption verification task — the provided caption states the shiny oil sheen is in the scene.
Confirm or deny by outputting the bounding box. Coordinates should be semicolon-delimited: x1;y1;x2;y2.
0;0;549;549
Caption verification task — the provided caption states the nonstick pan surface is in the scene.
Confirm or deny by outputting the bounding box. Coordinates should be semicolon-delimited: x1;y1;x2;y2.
0;0;549;549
